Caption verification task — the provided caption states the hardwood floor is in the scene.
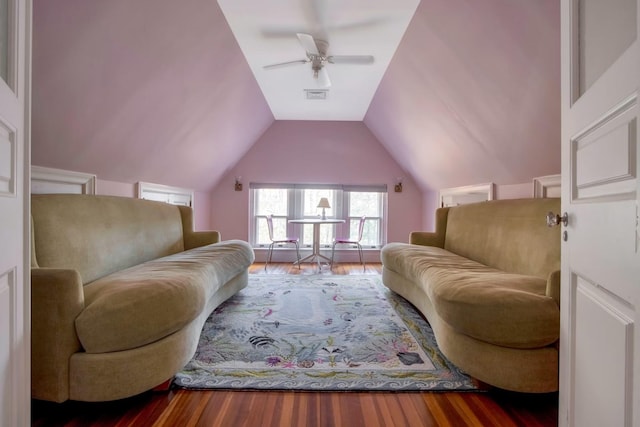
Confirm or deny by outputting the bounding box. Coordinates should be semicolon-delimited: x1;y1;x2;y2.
31;263;558;427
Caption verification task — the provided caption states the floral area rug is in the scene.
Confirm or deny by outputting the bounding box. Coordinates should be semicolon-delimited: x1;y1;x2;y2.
173;274;481;391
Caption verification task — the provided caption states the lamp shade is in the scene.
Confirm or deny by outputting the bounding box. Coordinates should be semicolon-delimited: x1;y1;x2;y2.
317;198;331;209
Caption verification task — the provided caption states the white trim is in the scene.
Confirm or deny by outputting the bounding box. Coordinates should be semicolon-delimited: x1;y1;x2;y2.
438;182;495;207
136;181;194;208
31;166;96;194
533;174;562;198
22;1;31;422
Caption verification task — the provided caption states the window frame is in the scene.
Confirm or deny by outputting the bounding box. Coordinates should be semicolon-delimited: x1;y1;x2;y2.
249;183;387;250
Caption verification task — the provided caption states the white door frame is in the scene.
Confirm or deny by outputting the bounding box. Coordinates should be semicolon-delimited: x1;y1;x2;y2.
0;0;31;425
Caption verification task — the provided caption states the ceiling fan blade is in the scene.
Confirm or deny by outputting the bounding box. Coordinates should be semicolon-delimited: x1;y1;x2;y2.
316;67;331;88
261;27;308;38
263;59;308;70
327;55;375;65
296;33;320;55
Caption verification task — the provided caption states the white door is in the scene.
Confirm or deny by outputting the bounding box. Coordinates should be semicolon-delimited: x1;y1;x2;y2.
559;1;640;426
0;0;30;425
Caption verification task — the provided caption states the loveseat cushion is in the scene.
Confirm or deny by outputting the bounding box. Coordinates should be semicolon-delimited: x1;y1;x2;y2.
76;240;254;353
443;198;560;279
381;243;559;348
32;194;186;285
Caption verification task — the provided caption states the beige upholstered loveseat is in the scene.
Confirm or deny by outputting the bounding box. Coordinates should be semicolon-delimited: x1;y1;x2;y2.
381;198;560;393
31;194;255;402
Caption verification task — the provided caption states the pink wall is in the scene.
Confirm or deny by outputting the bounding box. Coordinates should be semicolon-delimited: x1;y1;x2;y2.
209;121;423;247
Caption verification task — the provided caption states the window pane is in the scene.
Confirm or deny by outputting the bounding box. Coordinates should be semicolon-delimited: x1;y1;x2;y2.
302;223;313;246
303;189;334;217
257;216;289;246
256;189;288;215
318;223;334;246
358;219;379;246
577;0;636;98
349;192;380;217
301;223;336;247
256;218;270;245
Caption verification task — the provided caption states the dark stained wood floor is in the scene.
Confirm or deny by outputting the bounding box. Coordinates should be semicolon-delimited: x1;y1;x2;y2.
32;262;559;427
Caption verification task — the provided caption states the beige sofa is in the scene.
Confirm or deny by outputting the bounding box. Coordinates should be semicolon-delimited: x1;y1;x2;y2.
31;194;255;402
381;198;561;393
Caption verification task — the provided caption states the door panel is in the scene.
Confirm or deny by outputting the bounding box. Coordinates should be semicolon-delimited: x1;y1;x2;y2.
572;98;636;201
572;275;634;427
560;1;640;426
0;0;29;425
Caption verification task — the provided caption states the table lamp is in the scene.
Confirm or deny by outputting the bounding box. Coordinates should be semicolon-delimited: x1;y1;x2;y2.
317;198;331;220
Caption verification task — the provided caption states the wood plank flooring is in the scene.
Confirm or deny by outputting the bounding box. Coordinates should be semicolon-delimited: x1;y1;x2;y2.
31;263;559;427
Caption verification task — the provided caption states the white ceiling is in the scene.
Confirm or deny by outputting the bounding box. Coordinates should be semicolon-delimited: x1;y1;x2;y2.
217;0;420;121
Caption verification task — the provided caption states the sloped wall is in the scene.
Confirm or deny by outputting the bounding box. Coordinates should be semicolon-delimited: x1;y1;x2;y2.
31;0;273;193
365;0;561;192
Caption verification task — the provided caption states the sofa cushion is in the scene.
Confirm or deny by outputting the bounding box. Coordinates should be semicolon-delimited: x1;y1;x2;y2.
31;194;185;284
381;243;559;348
443;198;561;280
76;240;254;353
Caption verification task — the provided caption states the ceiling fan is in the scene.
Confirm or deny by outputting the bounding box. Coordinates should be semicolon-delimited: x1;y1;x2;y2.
262;33;374;88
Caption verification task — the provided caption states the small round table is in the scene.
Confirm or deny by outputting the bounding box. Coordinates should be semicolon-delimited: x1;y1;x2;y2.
288;218;345;269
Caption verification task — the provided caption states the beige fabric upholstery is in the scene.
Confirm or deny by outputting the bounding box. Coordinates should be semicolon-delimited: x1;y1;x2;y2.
382;244;559;348
69;272;248;402
381;198;561;393
443;198;560;279
31;268;84;402
178;205;221;250
30;194;255;402
32;194;185;284
77;241;252;353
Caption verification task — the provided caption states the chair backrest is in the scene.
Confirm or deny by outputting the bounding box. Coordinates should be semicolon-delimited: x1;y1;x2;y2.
356;216;366;242
265;215;275;241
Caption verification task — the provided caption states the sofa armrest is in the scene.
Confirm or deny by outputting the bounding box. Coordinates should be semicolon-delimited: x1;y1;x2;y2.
546;270;561;307
410;231;443;247
32;268;85;402
184;230;221;250
409;207;450;248
177;205;221;250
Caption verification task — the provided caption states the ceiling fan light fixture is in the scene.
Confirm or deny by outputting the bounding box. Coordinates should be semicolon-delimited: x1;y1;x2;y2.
262;33;371;90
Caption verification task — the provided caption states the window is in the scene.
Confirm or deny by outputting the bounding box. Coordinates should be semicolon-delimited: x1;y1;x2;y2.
250;183;387;249
137;181;194;207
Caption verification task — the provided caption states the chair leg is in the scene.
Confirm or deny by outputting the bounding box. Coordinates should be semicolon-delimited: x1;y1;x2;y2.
356;243;365;271
330;242;338;270
294;241;301;269
265;243;274;270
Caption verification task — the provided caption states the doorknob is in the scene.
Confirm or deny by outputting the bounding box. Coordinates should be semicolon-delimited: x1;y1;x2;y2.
546;211;568;227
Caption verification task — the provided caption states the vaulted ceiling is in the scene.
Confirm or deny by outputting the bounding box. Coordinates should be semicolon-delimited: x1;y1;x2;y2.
31;0;560;193
218;0;420;121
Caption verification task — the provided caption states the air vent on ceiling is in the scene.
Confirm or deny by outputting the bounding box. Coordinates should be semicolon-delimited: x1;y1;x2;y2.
304;89;328;100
